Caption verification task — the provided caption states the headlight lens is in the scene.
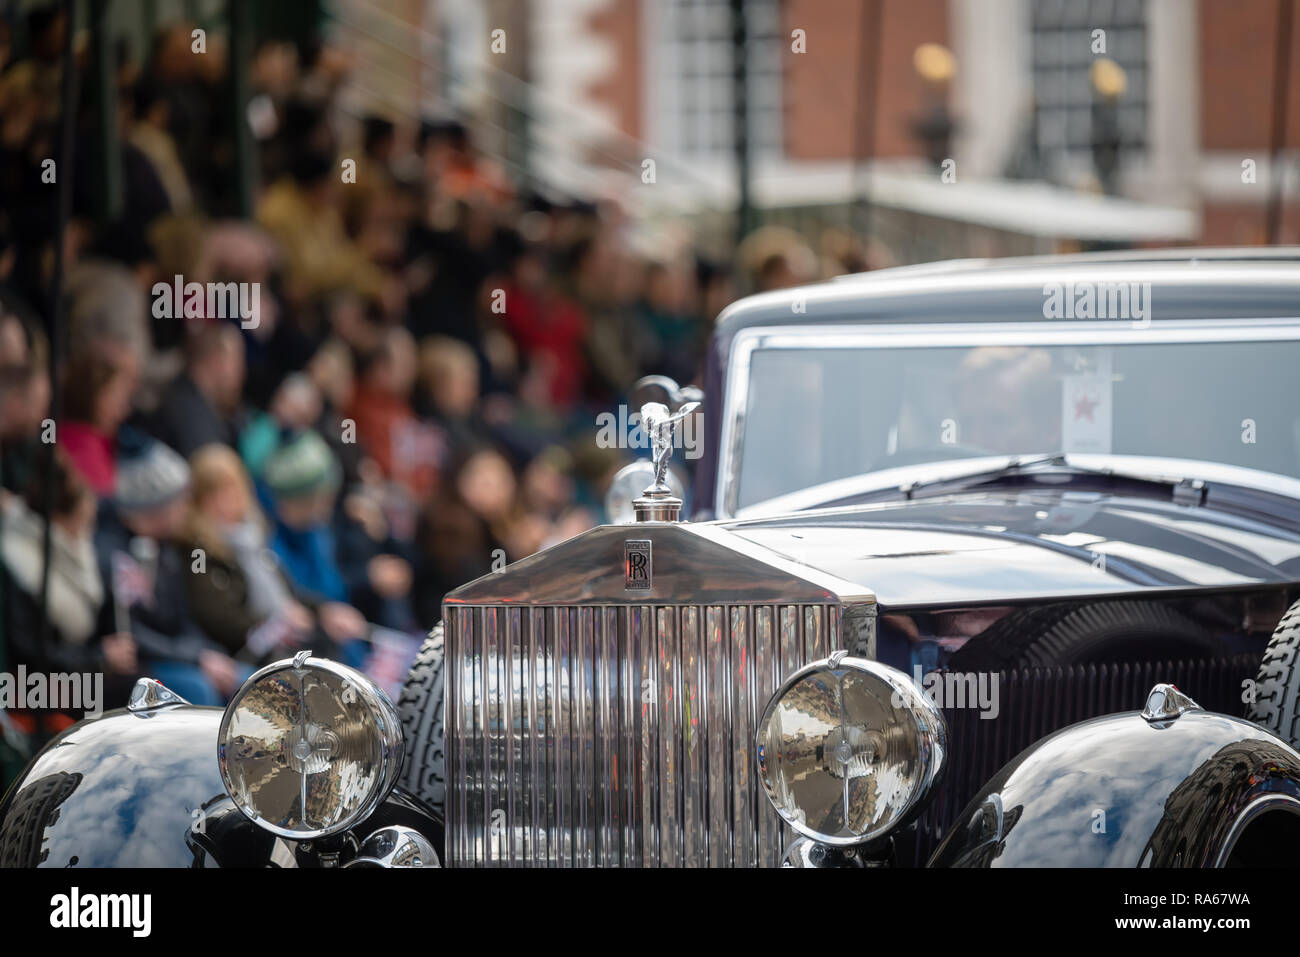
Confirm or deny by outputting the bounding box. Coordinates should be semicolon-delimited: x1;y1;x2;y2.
217;652;403;840
757;652;946;846
604;460;684;523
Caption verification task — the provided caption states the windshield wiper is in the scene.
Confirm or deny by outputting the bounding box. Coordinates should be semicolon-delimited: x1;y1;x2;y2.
896;453;1207;504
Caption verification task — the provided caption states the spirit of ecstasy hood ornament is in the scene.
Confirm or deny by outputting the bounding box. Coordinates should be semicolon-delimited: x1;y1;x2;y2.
633;396;700;522
640;401;700;494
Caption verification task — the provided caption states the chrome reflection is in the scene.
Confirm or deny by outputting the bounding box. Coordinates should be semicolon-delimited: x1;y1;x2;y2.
781;835;890;867
127;677;190;714
605;461;685;524
217;653;403;840
445;599;845;866
757;653;946;846
345;826;440;868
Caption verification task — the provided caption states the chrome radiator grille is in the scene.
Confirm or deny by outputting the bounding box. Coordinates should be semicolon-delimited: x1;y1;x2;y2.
444;601;841;866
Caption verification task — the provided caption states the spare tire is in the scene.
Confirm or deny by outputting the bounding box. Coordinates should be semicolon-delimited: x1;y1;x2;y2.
1248;599;1300;749
397;623;446;817
948;600;1219;672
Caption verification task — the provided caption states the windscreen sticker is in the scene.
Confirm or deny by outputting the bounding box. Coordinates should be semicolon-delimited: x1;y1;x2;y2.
1061;352;1113;453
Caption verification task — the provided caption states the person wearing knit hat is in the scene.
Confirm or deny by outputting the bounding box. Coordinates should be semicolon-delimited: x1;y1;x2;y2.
94;428;249;707
264;429;352;608
262;429;371;666
114;426;191;514
264;427;341;503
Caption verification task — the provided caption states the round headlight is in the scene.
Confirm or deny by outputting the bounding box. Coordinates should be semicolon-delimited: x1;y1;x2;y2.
604;460;685;523
217;652;403;840
757;652;946;846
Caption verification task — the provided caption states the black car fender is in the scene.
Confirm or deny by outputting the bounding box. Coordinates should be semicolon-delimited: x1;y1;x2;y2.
929;704;1300;867
0;704;442;868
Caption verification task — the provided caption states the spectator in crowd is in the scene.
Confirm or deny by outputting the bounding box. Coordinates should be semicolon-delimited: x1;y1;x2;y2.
0;313;50;495
182;442;373;666
497;241;587;411
306;337;364;484
454;445;546;562
1;452;137;703
257;148;389;309
636;260;703;386
347;325;444;502
335;481;419;634
60;348;138;497
182;443;312;662
0;7;732;709
414;457;501;627
417;333;491;455
239;371;322;479
95;429;247;705
143;21;216;208
125;80;193;214
261;429;369;667
63;260;155;388
151;321;246;458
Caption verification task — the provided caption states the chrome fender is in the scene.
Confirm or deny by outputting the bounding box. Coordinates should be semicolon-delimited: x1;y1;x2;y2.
0;700;442;867
0;704;248;867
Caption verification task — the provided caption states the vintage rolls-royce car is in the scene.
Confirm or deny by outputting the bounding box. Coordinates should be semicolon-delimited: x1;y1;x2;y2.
6;248;1300;868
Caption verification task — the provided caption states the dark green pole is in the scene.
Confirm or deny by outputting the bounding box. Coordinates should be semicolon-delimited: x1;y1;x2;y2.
730;0;753;247
36;0;82;746
89;0;122;224
229;0;255;218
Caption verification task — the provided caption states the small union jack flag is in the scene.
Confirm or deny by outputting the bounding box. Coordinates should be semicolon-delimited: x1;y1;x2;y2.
111;551;155;609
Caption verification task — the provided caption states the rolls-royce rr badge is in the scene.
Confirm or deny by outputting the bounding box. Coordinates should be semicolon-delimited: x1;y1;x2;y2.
624;540;652;590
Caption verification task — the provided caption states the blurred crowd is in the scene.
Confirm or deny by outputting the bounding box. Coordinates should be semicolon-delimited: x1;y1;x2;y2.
0;8;886;721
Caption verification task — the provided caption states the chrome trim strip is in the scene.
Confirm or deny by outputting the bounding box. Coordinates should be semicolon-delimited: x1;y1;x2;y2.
484;606;502;862
597;606;619;866
637;604;656;865
505;606;523;861
529;606;547;864
1213;793;1300;868
553;606;572;866
753;605;778;867
657;605;680;866
706;605;730;867
730;605;753;867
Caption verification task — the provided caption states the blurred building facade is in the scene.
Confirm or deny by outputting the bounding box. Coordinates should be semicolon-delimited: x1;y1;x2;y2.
389;0;1298;255
9;0;1298;254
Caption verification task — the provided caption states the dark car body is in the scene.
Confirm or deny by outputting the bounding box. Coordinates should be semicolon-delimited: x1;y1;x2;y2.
679;249;1300;864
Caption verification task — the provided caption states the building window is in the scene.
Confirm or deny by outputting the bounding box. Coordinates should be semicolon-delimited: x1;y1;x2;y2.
649;0;784;162
1030;0;1149;169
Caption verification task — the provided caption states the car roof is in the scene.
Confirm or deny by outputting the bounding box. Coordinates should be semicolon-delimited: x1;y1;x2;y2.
714;247;1300;335
834;245;1300;280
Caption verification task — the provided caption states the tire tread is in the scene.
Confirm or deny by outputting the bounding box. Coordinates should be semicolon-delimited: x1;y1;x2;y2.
397;622;446;815
1249;600;1300;747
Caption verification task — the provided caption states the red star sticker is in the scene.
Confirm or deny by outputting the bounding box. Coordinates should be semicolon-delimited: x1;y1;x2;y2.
1074;393;1099;422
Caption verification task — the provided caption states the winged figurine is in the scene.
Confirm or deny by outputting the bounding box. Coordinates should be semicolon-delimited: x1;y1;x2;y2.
638;400;700;495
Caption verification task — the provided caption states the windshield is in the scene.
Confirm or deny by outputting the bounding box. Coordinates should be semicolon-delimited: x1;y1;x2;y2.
735;334;1300;509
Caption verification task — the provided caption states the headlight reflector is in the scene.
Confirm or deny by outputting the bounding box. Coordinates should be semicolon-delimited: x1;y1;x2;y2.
757;652;946;846
218;652;403;840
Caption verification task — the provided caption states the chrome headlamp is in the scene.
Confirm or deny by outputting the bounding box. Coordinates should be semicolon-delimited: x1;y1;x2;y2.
757;652;946;847
604;460;685;523
217;651;403;840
